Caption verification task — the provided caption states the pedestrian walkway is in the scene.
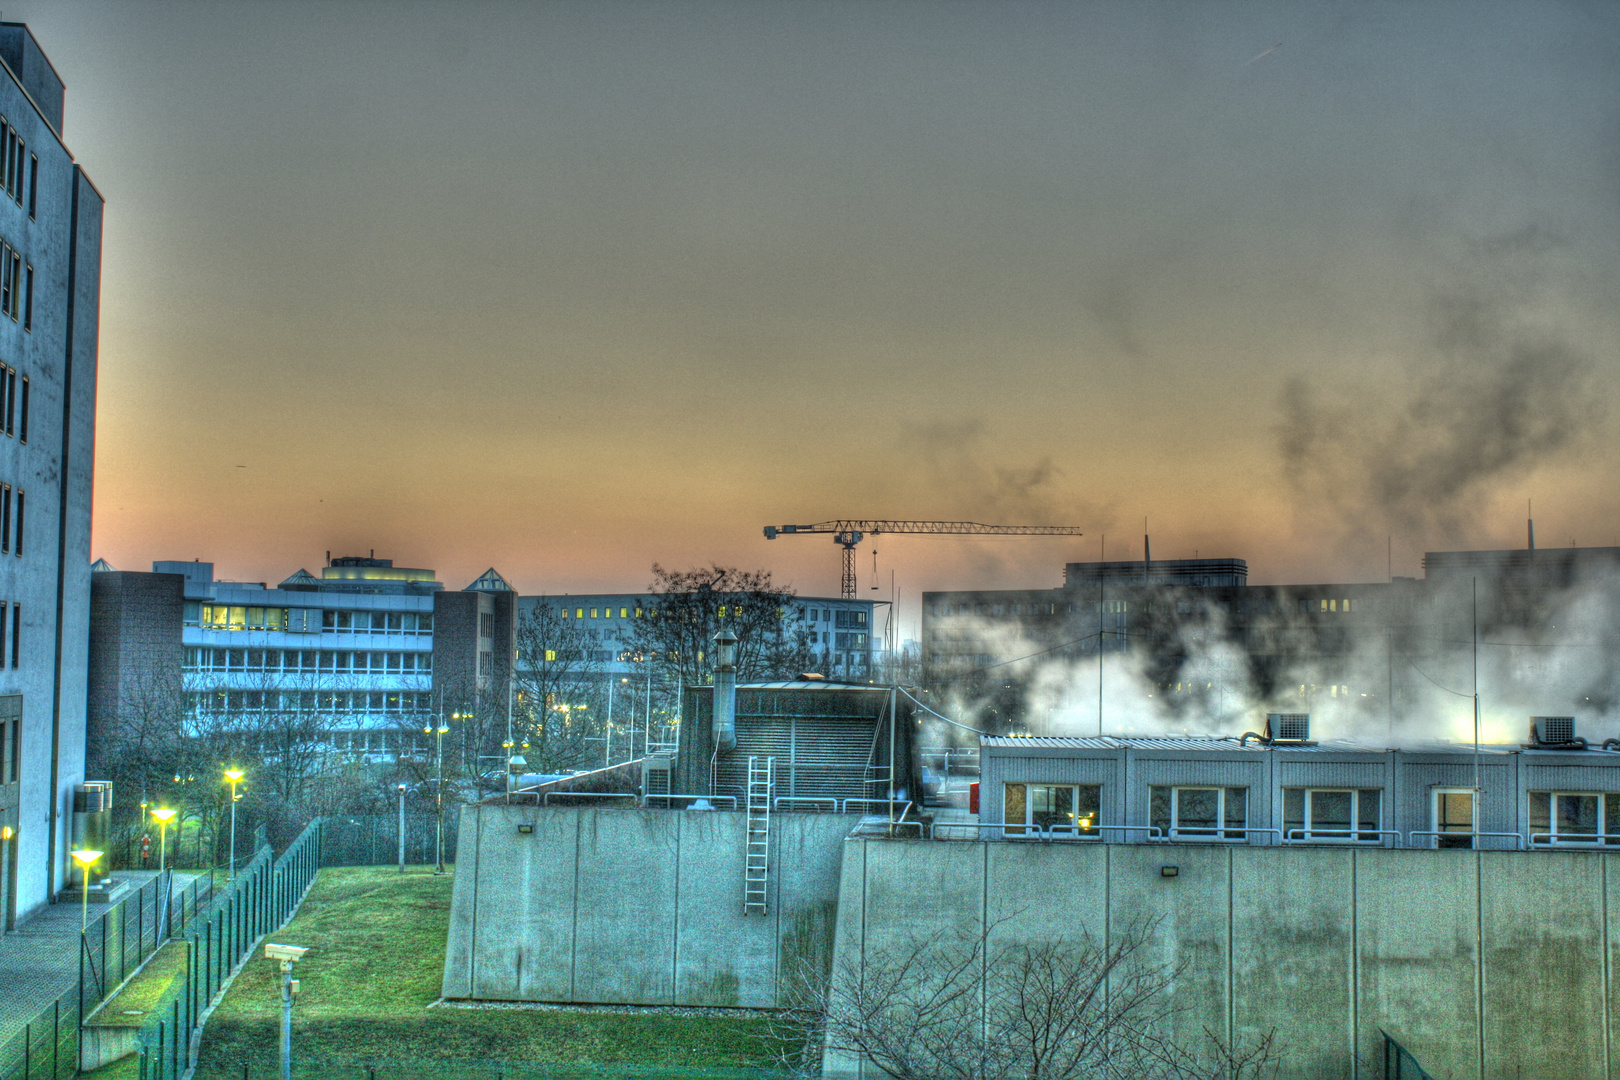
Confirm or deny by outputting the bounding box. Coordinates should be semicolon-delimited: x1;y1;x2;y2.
0;869;198;1048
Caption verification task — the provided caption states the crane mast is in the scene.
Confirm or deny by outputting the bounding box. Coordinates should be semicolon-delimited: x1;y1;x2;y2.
763;520;1086;599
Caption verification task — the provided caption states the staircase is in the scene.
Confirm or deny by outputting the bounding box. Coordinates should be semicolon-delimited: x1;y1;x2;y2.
744;756;774;915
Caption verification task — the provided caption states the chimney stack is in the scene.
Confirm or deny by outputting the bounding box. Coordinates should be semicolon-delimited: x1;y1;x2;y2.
712;629;739;752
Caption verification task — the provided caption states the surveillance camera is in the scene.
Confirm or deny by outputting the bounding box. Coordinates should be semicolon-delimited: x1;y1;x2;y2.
264;943;310;962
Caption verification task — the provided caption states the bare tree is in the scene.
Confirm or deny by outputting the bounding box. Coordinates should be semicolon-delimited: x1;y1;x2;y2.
513;600;607;773
771;919;1281;1080
626;564;816;688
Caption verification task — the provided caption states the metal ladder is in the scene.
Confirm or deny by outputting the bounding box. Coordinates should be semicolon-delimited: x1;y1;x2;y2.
744;756;774;915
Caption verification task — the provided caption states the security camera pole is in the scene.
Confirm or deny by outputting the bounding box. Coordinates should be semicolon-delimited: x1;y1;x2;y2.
265;943;309;1080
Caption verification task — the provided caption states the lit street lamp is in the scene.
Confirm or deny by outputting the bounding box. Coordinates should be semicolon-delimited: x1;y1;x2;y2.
396;782;407;874
224;769;245;876
425;718;452;875
150;808;176;873
71;849;102;931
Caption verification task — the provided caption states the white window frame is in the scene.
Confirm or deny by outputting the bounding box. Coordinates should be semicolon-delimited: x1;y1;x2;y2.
1003;782;1101;840
1151;785;1247;842
1529;790;1616;846
1286;787;1384;843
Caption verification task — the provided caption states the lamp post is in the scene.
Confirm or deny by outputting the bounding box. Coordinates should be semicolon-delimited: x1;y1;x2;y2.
396;782;407;874
224;769;245;877
150;808;176;874
72;849;102;932
425;718;450;875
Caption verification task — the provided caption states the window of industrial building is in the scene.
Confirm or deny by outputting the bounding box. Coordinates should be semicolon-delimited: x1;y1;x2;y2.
1431;788;1475;848
10;602;17;667
21;266;29;331
1284;788;1382;842
26;154;34;219
6;715;16;781
1529;792;1620;845
1004;783;1101;838
1150;786;1246;840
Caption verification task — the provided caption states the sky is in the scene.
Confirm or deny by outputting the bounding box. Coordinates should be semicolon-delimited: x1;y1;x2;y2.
12;0;1619;639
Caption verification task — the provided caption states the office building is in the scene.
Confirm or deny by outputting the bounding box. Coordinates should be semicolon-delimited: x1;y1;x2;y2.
0;23;101;927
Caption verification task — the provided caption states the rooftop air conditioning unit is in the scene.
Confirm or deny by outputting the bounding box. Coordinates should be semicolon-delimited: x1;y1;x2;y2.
1266;713;1311;744
1530;716;1578;746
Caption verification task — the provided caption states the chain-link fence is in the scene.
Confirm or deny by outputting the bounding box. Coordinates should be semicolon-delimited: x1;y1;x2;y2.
194;1062;783;1080
0;869;214;1080
131;819;324;1080
320;814;457;867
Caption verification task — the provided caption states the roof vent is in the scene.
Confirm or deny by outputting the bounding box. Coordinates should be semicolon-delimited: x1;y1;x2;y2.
1266;713;1311;744
1527;716;1585;749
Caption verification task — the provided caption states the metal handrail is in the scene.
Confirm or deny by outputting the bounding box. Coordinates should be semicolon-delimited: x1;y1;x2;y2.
1161;826;1286;844
842;797;898;814
541;791;641;807
774;796;838;813
641;793;739;810
928;821;1165;842
1284;828;1402;846
1529;831;1620;847
1406;829;1525;850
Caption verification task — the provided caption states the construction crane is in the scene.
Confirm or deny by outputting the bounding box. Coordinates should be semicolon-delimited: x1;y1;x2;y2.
763;520;1086;599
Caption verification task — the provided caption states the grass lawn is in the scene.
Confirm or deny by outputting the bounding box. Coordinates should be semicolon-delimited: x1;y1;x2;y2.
191;866;790;1079
92;941;189;1026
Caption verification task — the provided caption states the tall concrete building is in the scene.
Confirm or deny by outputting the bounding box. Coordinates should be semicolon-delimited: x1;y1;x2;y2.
0;23;102;928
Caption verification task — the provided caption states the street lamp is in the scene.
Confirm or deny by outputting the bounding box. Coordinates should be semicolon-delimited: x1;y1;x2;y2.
396;782;407;874
224;769;245;877
150;808;176;874
424;719;450;875
71;849;102;932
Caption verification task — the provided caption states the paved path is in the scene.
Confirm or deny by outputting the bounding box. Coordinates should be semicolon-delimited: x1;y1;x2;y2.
0;870;201;1048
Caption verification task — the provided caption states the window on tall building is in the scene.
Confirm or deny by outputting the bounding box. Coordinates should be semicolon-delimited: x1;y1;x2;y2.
9;603;17;667
26;154;35;219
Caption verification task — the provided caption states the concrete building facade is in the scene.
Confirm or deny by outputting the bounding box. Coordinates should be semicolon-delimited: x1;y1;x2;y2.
0;23;101;927
86;557;515;767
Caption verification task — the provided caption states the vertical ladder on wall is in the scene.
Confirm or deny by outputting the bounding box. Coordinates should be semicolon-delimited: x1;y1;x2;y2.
744;755;774;915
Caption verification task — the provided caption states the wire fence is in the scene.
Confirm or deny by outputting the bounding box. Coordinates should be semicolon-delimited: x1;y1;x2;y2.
0;868;215;1080
320;814;458;867
130;819;324;1080
194;1063;785;1080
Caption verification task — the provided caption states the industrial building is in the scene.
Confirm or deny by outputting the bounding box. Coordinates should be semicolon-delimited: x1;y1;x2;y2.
517;592;878;681
87;556;516;766
975;713;1620;849
922;541;1620;731
0;22;102;928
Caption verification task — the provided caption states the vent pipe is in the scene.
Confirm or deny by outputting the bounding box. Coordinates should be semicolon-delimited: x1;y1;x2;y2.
713;629;739;752
1143;532;1151;584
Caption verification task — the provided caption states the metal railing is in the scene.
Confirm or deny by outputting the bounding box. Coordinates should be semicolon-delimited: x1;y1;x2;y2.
640;793;738;810
129;819;325;1080
773;797;838;813
1283;828;1402;846
1406;830;1525;850
540;791;640;807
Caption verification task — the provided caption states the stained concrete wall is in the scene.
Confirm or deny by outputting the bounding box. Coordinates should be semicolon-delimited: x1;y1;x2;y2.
832;839;1620;1080
441;804;852;1008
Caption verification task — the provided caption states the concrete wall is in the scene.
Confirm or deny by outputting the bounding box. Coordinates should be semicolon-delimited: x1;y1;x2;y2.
832;839;1620;1080
441;804;852;1008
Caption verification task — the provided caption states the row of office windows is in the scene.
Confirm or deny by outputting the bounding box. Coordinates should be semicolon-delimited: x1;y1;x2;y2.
0;367;26;441
0;243;30;329
0;484;22;556
0;602;18;669
1002;782;1614;847
186;689;437;714
184;648;432;674
0;118;34;216
186;604;433;634
555;603;868;627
